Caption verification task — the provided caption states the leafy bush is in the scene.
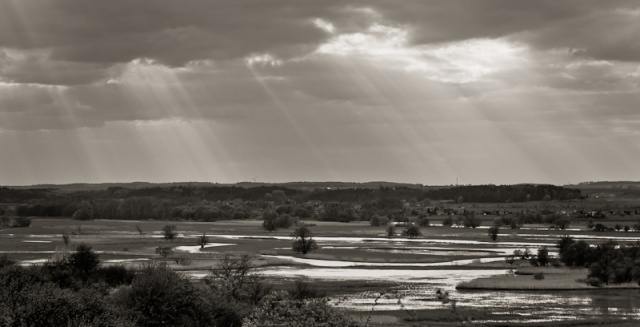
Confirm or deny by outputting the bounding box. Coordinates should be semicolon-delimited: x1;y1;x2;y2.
442;216;454;227
402;223;421;239
72;208;94;221
0;216;31;228
95;265;135;287
533;272;545;280
162;225;178;240
0;266;134;327
369;215;390;227
113;263;220;327
417;217;430;227
68;244;100;281
12;216;32;227
585;277;602;287
263;212;296;231
462;213;481;228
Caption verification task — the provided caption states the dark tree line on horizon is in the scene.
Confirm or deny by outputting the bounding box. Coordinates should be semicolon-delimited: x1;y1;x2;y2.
1;184;582;221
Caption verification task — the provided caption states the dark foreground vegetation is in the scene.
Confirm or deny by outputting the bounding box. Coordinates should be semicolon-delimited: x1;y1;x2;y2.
0;247;357;327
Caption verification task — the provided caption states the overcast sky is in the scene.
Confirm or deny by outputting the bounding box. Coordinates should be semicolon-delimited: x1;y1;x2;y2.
1;0;639;186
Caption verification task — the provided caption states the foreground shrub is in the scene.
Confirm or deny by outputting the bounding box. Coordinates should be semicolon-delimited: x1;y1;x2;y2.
243;291;359;327
288;279;326;300
113;263;219;327
533;272;545;280
68;244;100;281
0;266;134;327
95;265;136;287
0;255;15;269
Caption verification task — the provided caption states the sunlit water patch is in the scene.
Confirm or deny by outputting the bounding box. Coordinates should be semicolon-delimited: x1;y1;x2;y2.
261;255;505;267
173;243;234;253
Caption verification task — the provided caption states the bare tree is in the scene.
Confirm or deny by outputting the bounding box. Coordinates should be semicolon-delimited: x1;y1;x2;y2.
197;233;209;250
207;254;254;300
292;225;318;254
61;232;70;247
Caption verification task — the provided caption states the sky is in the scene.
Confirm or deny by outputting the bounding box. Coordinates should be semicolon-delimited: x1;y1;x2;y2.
1;0;639;186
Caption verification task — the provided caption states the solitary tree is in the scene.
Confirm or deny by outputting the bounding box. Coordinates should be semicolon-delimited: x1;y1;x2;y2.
463;212;481;228
292;225;318;254
386;225;396;238
262;211;278;231
537;246;550;267
162;225;178;241
402;223;421;239
488;225;499;241
198;233;209;250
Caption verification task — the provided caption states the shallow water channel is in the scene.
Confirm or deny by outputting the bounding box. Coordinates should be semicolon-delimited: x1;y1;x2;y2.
254;257;640;323
218;234;640;324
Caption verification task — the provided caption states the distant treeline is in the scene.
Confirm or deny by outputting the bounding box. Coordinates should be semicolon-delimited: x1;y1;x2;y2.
0;184;582;220
307;184;581;203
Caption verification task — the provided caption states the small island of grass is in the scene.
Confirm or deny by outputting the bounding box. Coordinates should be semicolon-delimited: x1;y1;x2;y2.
457;267;640;290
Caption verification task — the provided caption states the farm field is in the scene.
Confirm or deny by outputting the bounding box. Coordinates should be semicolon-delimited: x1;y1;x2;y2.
3;215;640;326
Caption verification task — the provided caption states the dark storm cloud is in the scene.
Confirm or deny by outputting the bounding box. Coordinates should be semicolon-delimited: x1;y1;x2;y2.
0;0;339;66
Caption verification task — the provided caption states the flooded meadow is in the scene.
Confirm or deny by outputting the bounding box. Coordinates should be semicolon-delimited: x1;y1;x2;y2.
4;218;640;325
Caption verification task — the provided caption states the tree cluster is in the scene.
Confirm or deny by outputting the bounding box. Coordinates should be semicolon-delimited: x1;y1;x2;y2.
557;237;640;286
